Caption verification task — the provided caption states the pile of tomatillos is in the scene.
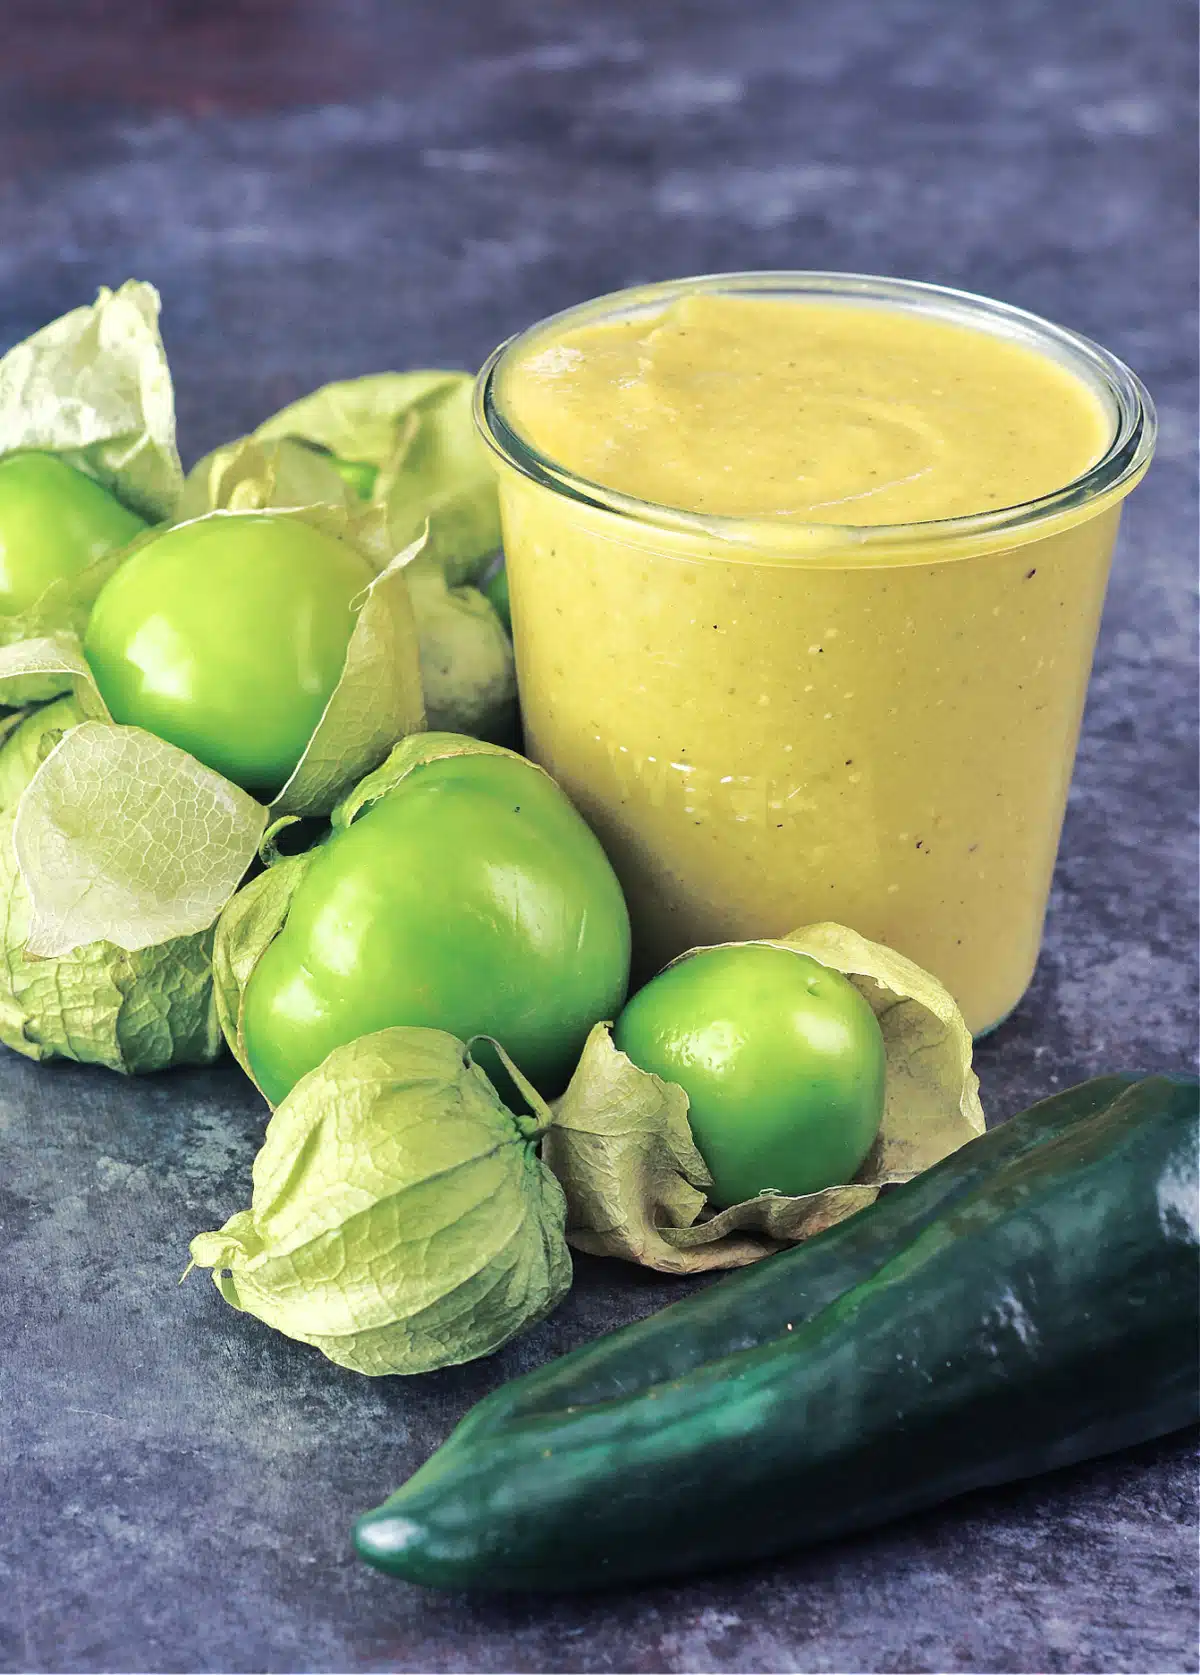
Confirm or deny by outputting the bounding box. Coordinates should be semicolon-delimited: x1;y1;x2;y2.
0;280;1001;1372
3;283;1196;1598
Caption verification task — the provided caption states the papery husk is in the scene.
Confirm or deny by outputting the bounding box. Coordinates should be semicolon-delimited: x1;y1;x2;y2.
253;371;500;584
393;558;516;742
0;632;268;958
0;281;182;697
0;279;181;523
0;695;221;1071
269;526;426;816
210;824;319;1090
13;718;269;958
187;1027;571;1374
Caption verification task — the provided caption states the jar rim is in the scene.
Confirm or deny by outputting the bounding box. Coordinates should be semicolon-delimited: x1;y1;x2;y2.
474;270;1156;561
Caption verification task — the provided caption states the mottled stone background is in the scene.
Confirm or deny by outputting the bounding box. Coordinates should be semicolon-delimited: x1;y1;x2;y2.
1;2;1196;1670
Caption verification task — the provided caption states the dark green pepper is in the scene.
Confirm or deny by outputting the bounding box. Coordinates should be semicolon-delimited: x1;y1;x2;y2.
355;1074;1199;1591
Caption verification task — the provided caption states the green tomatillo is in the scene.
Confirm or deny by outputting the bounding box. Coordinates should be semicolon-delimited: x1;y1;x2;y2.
481;562;511;634
328;455;379;500
82;512;376;796
613;943;887;1206
0;451;148;617
232;738;632;1107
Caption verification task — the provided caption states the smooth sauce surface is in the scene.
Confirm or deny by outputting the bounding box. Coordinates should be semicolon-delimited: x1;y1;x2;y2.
498;294;1111;525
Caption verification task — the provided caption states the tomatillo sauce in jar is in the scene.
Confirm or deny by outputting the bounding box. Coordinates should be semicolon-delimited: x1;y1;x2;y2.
477;274;1154;1035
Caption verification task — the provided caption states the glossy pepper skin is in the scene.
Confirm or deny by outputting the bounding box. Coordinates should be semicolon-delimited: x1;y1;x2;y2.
0;451;147;616
614;944;886;1205
83;513;375;796
354;1074;1200;1592
242;750;631;1106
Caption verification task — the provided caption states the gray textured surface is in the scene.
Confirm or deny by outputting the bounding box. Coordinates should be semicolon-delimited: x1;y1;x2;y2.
1;1;1197;1670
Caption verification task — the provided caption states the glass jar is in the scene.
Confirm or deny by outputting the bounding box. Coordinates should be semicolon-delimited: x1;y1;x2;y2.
475;273;1155;1035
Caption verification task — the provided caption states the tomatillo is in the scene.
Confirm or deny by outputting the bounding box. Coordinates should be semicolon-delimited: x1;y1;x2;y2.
613;943;886;1206
0;451;147;617
241;749;631;1105
482;563;511;633
329;455;379;499
83;513;376;796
